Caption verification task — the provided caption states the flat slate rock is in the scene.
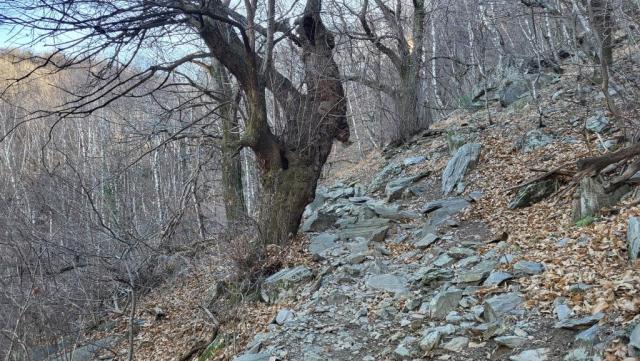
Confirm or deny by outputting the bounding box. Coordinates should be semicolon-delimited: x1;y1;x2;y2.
308;233;339;258
261;266;314;303
430;289;463;319
442;143;482;195
513;260;545;275
630;322;640;349
554;312;604;330
442;336;468;352
495;335;527;348
509;348;550;361
483;271;513;287
233;352;273;361
484;293;523;321
627;216;640;261
422;198;470;234
414;233;439;249
366;274;408;294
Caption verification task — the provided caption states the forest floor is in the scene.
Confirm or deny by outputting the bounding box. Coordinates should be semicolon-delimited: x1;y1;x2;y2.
73;50;640;361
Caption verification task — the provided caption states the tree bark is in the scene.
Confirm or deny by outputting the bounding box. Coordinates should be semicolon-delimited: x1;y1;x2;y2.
210;60;247;225
197;0;349;246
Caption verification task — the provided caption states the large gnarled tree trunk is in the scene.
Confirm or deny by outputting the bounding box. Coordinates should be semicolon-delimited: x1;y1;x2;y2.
197;0;349;245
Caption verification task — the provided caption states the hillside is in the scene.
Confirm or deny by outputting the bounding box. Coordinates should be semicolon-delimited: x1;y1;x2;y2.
39;44;640;361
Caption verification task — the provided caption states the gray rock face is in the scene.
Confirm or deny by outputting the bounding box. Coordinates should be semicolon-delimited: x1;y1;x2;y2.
442;336;469;352
553;298;572;321
495;335;527;348
261;266;313;303
563;347;592;361
455;260;497;283
630;323;640;350
422;198;470;234
365;274;408;294
385;172;429;201
369;162;403;193
573;176;629;222
484;293;523;321
519;129;554;152
338;218;390;243
575;324;599;344
404;155;427;166
367;201;418;220
442;143;482;195
233;352;273;361
553;313;604;330
508;180;558;209
308;233;339;258
274;309;295;325
430;289;463;319
302;210;338;232
510;348;550;361
585;113;610;133
513;260;545;275
627;217;640;261
500;79;530;107
414;233;439;249
483;271;513;287
419;330;441;352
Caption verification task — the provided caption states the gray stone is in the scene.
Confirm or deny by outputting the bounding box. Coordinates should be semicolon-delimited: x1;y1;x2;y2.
414;233;439;249
585;113;610;133
575;324;599;344
308;233;339;258
483;271;513;287
367;201;418;220
274;309;295;325
442;336;469;352
385;172;429;201
519;129;554;152
442;143;482;195
553;298;572;321
553;313;604;330
508;180;558;209
563;348;591;361
430;289;463;319
455;260;497;283
394;343;413;358
510;348;550;361
495;335;527;348
513;260;545;275
629;322;640;350
420;267;454;286
627;217;640;261
369;162;403;193
422;198;470;234
233;353;273;361
484;293;523;321
338;218;390;243
500;79;530;107
404;155;427;166
448;247;476;259
419;330;441;351
366;274;408;294
568;283;592;293
573;176;629;222
261;266;314;303
432;253;455;267
302;210;337;232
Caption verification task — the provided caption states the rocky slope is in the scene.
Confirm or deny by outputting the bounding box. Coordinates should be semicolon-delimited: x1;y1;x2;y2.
42;46;640;361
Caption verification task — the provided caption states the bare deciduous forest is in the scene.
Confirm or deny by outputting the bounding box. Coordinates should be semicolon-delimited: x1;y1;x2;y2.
1;0;640;360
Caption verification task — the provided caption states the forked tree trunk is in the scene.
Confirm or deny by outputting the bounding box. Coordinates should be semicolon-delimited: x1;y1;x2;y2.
199;0;348;246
